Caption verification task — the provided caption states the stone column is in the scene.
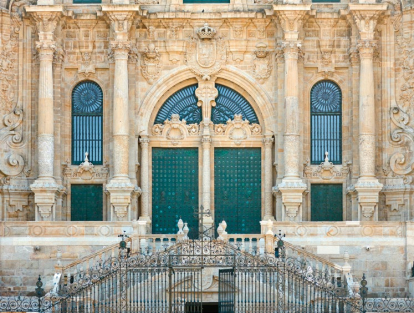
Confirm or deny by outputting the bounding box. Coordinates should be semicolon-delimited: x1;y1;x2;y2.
27;9;64;221
263;134;274;221
201;122;214;229
195;79;217;229
139;135;150;224
274;7;309;221
350;5;386;221
104;10;137;221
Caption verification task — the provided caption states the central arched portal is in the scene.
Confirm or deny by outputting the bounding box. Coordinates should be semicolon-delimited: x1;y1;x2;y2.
150;83;262;236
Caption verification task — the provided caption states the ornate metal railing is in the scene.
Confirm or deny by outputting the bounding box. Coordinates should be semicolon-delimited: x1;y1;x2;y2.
364;298;414;312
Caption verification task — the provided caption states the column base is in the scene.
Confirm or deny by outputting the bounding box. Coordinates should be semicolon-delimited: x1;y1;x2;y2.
106;179;140;221
354;179;383;221
30;179;65;221
275;179;307;222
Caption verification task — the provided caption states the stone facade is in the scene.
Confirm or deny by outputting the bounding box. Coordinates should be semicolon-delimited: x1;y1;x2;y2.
0;0;414;298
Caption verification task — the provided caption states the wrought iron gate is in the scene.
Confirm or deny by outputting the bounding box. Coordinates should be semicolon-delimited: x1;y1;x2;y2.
218;269;235;313
36;239;362;313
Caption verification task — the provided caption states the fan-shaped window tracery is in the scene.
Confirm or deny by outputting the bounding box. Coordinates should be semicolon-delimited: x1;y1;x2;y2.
154;84;259;125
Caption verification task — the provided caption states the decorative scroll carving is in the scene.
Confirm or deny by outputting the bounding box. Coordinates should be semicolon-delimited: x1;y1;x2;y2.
389;33;414;176
185;23;227;81
303;153;351;180
152;114;200;145
252;42;272;83
141;43;161;84
0;19;25;178
214;114;262;145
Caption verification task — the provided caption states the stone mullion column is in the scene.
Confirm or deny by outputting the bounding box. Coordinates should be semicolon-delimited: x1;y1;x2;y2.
350;5;387;221
27;9;63;221
104;10;138;222
263;135;274;221
139;136;150;223
202;137;211;215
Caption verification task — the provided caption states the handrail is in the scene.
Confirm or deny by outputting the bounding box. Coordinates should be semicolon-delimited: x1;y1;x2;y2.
282;240;344;272
60;237;132;271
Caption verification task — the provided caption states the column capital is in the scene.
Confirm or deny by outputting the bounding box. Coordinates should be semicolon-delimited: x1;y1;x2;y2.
349;4;387;40
263;135;274;146
110;41;131;59
357;40;378;59
28;10;62;41
274;6;310;41
280;41;302;60
104;10;136;41
139;135;150;146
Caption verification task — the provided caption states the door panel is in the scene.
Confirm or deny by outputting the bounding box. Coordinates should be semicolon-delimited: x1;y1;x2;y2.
71;184;103;221
152;148;198;235
214;148;261;234
311;184;343;221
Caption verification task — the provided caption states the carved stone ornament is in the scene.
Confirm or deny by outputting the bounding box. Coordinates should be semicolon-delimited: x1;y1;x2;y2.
79;49;95;75
152;114;200;145
303;153;351;180
62;156;109;181
214;114;262;145
185;23;227;81
389;36;414;177
0;19;26;178
141;43;161;84
252;42;272;84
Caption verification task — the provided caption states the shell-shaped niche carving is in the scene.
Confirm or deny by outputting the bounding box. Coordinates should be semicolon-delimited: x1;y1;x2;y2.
152;114;200;145
214;114;262;145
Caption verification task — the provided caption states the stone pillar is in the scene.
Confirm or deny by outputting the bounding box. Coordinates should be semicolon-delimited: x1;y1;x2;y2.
201;121;214;229
350;5;386;221
139;135;150;225
27;9;64;221
274;7;310;221
263;134;274;221
104;10;137;221
195;79;217;229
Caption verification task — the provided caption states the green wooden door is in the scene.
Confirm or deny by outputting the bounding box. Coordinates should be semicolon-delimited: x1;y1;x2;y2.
214;148;261;234
152;148;198;235
311;184;343;221
71;184;103;221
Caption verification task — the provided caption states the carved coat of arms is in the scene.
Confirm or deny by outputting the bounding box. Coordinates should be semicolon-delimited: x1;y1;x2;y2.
252;43;272;84
185;23;227;81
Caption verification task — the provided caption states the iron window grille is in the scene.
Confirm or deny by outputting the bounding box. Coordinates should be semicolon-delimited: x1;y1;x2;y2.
71;81;103;165
310;80;342;165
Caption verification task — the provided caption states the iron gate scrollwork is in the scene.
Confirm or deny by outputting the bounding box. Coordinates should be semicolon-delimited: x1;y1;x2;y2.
25;239;364;313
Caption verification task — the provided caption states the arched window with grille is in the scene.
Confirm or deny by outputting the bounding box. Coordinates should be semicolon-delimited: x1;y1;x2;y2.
310;80;342;164
72;81;103;165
